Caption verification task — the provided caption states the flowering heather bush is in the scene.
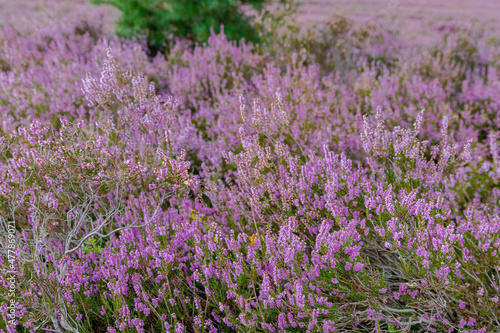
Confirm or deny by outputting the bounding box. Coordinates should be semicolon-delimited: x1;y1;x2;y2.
1;4;500;333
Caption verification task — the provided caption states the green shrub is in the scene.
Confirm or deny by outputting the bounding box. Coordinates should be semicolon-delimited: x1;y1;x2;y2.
91;0;267;53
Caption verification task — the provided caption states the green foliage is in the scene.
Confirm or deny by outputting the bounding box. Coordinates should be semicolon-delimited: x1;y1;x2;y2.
82;237;102;254
91;0;267;53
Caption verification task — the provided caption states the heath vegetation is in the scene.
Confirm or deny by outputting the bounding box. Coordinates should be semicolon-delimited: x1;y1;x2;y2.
1;1;500;332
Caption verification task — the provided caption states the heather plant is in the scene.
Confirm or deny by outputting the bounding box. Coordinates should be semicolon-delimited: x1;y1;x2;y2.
254;2;398;78
0;49;196;331
1;3;500;333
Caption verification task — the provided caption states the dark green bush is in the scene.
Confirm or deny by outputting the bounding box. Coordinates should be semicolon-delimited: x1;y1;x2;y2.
91;0;267;53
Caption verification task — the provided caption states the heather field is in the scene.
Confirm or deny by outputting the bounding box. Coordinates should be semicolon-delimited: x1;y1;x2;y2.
2;1;500;332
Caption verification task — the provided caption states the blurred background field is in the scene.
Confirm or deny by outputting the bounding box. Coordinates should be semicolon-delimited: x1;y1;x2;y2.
1;0;500;43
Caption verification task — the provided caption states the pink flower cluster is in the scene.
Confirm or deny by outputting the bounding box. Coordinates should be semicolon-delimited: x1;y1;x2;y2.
0;6;500;333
